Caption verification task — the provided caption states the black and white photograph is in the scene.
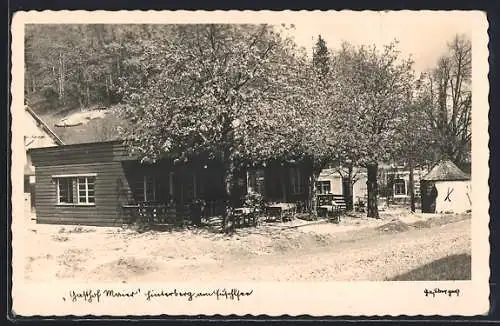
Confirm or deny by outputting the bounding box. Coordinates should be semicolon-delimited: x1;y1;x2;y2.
11;10;489;316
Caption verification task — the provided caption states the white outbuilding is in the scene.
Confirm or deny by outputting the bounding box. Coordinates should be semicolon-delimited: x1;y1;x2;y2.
420;160;471;214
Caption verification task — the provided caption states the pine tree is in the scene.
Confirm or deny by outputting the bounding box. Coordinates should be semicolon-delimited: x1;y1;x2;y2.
313;35;330;79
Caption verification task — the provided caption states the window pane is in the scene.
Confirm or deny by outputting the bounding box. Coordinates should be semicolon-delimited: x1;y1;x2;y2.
394;179;406;195
316;181;330;195
136;177;145;202
247;171;256;193
146;189;155;201
255;169;265;195
88;197;95;203
58;182;67;195
58;178;74;203
58;179;65;201
323;182;331;194
69;179;75;203
144;175;156;201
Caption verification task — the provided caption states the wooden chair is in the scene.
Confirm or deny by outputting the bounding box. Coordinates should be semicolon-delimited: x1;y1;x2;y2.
317;194;346;223
354;198;366;212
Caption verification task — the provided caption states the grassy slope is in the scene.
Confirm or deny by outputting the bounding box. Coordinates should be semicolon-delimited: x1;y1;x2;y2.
390;254;471;281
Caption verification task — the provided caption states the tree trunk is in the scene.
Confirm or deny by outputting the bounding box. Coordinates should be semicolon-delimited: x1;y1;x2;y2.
409;159;415;212
105;75;110;102
366;162;379;218
58;51;65;105
308;168;321;217
345;163;354;211
222;158;237;234
61;53;65;104
86;84;91;107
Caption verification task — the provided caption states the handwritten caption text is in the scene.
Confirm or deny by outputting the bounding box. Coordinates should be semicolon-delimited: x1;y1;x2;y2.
63;288;254;303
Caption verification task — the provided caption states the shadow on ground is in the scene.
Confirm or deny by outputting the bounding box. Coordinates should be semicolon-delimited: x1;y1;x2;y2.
126;215;319;236
388;253;471;281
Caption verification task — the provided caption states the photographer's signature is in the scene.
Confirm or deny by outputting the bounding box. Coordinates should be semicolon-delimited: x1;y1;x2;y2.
424;288;460;298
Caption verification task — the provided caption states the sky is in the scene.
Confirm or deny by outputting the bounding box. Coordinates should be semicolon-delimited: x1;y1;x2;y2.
282;11;473;75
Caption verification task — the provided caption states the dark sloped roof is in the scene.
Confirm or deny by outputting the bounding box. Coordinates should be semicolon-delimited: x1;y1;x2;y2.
422;160;470;181
25;105;65;145
39;108;125;145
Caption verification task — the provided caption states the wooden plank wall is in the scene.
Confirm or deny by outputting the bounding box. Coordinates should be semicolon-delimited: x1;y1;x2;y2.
29;141;138;166
30;141;313;226
34;161;134;226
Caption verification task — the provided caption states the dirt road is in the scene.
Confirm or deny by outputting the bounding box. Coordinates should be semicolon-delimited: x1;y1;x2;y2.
24;213;470;283
123;218;471;282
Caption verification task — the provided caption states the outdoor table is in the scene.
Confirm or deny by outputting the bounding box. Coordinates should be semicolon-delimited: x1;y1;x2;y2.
234;207;257;227
265;203;297;222
234;207;253;215
318;202;342;223
122;204;178;225
318;203;340;213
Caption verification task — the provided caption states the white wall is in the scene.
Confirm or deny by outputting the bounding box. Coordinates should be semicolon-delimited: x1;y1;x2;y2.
317;171;375;199
317;167;428;201
434;180;472;214
23;109;59;169
317;173;343;194
352;174;368;200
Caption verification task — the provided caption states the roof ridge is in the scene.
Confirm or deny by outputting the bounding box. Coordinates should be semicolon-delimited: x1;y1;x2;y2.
25;105;65;145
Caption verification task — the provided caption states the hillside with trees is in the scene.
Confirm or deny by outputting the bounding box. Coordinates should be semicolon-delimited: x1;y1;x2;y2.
25;24;177;112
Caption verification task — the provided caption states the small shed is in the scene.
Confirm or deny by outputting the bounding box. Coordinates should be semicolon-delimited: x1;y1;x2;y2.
420;160;471;214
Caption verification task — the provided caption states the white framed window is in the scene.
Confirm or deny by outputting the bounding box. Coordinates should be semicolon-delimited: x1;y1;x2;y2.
315;180;331;195
393;179;407;197
53;174;97;205
77;176;95;204
247;169;265;195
